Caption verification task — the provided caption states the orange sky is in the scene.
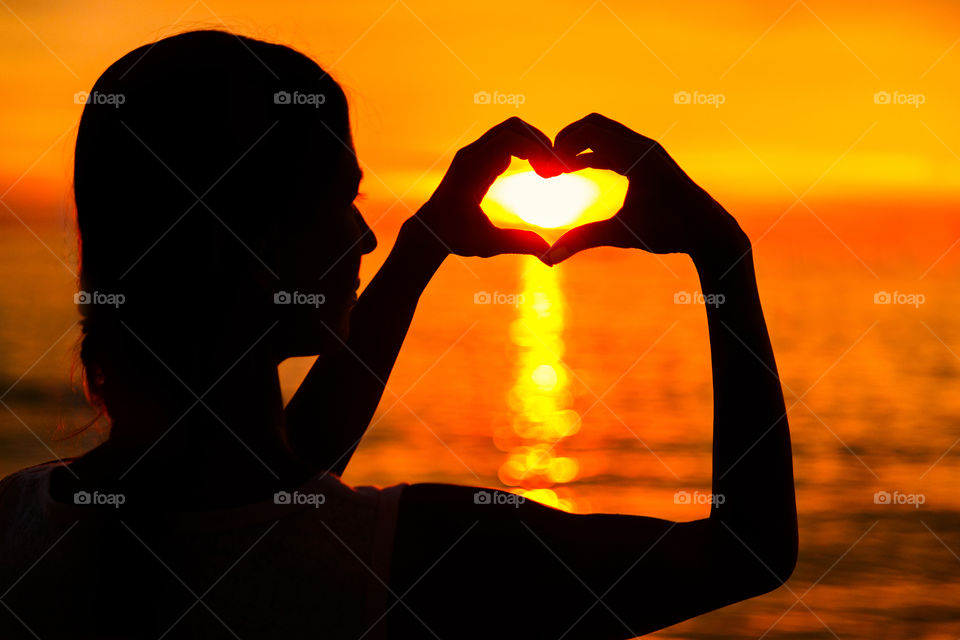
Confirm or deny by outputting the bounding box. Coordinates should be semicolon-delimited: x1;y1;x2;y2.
1;0;959;222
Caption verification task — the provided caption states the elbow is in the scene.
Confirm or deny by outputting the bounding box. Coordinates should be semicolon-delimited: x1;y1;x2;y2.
774;513;800;583
780;529;799;582
751;528;798;595
719;520;798;597
767;538;798;588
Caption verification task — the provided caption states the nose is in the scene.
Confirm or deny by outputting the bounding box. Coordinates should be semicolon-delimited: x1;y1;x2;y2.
354;206;377;255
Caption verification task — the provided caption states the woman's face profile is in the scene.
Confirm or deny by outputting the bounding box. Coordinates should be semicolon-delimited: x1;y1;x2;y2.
270;145;376;360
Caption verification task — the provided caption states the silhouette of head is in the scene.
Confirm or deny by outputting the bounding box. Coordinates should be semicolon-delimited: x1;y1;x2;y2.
74;30;376;430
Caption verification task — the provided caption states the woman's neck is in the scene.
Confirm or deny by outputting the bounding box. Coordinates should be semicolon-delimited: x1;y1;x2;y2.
59;342;317;509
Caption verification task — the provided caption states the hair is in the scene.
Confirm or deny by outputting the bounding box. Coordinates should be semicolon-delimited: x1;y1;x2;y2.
70;29;351;439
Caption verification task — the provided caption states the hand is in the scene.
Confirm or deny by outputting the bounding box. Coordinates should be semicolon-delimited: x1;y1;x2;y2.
404;117;560;263
544;113;749;267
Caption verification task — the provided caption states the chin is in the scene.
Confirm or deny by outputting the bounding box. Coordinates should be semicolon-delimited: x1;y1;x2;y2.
275;305;353;360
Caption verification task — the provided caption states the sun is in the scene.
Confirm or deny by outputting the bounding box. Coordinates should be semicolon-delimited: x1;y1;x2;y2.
484;170;601;229
481;165;627;230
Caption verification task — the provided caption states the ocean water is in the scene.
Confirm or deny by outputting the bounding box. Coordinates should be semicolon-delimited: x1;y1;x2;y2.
1;202;958;638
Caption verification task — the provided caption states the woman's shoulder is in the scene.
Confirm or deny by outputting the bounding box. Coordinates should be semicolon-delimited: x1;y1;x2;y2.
0;459;66;500
0;459;70;542
0;457;409;543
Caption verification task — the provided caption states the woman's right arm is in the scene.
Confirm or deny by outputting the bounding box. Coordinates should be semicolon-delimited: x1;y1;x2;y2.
387;114;797;640
285;118;557;475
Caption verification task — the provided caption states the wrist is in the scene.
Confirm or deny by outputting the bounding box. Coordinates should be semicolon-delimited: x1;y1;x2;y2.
690;220;752;277
396;216;449;271
693;235;758;302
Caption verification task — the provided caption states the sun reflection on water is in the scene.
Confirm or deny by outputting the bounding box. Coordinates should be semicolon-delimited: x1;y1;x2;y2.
495;257;582;511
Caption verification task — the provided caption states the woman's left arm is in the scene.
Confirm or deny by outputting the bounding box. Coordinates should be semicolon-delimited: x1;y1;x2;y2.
283;223;445;475
284;117;558;474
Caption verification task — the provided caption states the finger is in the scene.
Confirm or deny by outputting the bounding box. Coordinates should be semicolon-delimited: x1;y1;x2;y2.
544;218;627;265
482;128;551;164
554;114;660;177
559;151;618;173
477;117;561;177
471;129;557;196
554;113;620;162
477;117;551;152
481;129;560;179
555;128;617;174
489;228;552;261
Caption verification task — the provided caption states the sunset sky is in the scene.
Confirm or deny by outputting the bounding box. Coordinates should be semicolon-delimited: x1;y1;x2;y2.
1;0;958;224
2;6;959;636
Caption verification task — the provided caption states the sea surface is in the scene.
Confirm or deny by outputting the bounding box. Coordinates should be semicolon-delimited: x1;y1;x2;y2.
1;201;958;638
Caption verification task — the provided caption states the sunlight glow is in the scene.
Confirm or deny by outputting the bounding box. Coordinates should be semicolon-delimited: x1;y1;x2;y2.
482;164;629;231
485;170;599;228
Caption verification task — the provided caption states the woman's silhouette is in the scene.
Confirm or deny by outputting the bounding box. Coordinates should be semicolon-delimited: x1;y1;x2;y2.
0;30;797;639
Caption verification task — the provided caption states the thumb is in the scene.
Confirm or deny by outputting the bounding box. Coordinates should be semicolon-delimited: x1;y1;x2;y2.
560;151;616;173
490;228;552;262
544;218;625;265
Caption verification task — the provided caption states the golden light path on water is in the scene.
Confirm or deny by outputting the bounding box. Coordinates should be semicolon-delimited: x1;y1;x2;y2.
495;257;582;511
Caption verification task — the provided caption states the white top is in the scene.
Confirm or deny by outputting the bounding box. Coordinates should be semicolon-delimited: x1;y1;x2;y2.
0;459;407;639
